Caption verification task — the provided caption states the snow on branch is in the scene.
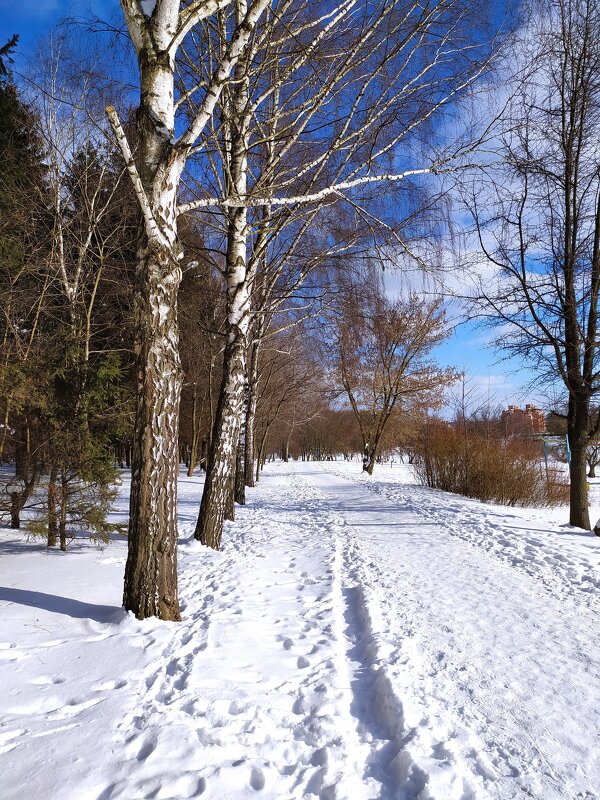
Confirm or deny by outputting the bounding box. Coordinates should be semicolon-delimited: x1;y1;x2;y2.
177;168;434;213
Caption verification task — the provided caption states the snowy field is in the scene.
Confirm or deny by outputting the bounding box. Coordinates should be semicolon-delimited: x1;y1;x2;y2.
1;461;599;800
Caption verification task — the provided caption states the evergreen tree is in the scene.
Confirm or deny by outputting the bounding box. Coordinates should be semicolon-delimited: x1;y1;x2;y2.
0;57;49;527
0;35;18;79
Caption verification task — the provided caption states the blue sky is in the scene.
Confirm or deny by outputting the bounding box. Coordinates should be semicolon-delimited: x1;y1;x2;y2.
1;0;113;62
433;321;542;413
382;271;542;414
3;0;542;415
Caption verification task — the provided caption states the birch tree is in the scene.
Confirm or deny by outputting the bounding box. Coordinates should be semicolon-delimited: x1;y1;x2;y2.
178;251;226;476
183;0;494;548
110;0;270;620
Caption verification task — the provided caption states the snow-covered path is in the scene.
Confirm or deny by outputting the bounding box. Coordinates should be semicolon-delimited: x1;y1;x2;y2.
296;463;600;799
1;462;599;800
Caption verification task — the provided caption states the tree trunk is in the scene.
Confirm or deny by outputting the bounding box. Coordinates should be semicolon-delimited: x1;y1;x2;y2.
235;429;246;505
187;382;198;478
195;335;245;548
0;400;10;463
244;398;256;487
200;436;208;471
362;437;379;475
568;398;591;529
194;32;250;550
15;421;30;480
110;9;186;620
255;448;262;483
588;463;596;478
245;342;259;487
59;465;68;552
207;357;215;456
9;425;38;529
47;462;58;548
123;244;183;620
569;440;590;529
255;422;271;483
9;493;21;529
362;440;376;474
225;473;236;521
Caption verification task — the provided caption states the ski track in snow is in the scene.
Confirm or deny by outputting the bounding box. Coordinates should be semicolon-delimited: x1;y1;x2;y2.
305;462;600;800
0;463;599;800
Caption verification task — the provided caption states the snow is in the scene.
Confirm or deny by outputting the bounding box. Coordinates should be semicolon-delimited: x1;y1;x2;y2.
1;462;599;799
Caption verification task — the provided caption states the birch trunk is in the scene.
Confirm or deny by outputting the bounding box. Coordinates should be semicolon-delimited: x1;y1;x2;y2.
196;3;250;549
198;194;249;543
244;340;259;487
363;447;376;475
118;10;183;620
235;374;249;505
195;332;247;547
235;428;246;505
123;237;183;619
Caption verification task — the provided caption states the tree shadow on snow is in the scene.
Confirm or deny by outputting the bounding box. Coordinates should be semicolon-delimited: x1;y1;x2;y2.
0;587;124;623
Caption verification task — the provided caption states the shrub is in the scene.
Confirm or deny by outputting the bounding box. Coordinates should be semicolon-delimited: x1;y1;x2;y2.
413;420;569;507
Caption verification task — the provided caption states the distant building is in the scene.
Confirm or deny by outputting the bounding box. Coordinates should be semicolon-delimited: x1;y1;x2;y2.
500;404;546;436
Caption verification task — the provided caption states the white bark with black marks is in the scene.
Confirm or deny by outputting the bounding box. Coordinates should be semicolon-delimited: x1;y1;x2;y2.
113;0;269;618
196;0;253;548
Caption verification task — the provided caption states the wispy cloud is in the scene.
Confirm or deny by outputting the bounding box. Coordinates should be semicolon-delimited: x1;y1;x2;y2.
14;0;62;18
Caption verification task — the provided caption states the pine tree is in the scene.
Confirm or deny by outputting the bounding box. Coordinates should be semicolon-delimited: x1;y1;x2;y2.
0;58;49;526
0;35;18;79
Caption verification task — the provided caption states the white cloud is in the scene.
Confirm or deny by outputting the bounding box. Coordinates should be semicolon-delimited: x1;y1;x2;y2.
15;0;62;17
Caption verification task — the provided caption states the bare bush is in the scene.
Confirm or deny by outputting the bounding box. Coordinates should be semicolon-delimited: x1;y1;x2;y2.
413;421;569;507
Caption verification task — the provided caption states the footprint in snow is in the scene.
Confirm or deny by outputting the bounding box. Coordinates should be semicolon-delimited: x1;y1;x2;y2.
37;639;66;649
47;697;103;720
250;766;266;791
93;678;127;692
145;673;158;690
30;675;65;685
0;728;27;756
136;736;157;761
228;700;245;715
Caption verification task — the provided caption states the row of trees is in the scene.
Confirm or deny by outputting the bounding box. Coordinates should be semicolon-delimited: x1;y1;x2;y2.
4;0;600;621
106;0;494;619
0;31;453;530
